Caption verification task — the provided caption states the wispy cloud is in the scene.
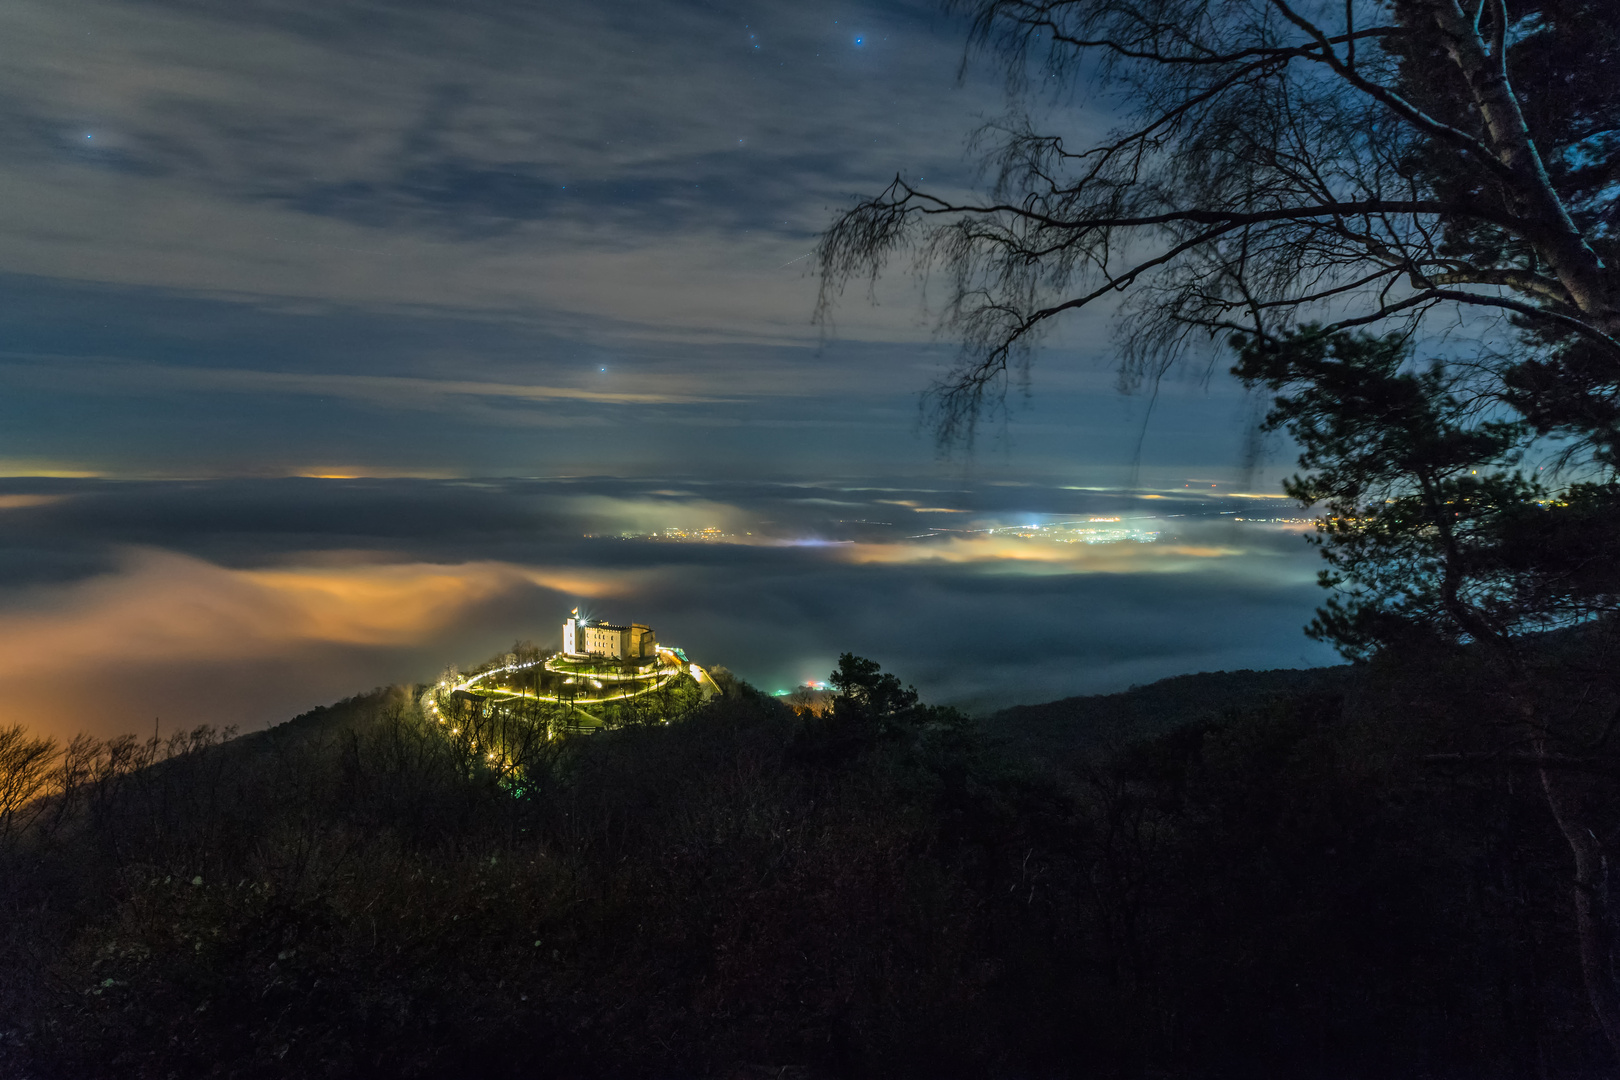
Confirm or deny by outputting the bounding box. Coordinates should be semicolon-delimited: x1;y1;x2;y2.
0;548;636;739
3;357;730;408
0;551;532;660
0;0;1003;345
0;494;72;509
0;461;103;478
189;367;728;406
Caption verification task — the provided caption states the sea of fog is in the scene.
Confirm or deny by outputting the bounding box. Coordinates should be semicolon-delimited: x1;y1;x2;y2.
0;475;1339;740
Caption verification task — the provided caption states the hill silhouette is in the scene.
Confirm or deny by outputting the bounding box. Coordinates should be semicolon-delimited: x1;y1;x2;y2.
987;665;1355;763
0;655;1612;1078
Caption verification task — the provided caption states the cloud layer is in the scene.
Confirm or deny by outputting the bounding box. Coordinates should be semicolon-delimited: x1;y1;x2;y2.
0;477;1335;740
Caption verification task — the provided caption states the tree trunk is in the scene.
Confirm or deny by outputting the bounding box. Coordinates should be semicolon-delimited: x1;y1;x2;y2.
1424;0;1619;338
1538;748;1620;1061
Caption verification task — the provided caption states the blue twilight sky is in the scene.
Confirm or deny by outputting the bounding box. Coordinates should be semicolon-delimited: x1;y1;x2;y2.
0;0;1337;739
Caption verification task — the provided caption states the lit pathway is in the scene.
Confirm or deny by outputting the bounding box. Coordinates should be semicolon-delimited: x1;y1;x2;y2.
431;648;714;714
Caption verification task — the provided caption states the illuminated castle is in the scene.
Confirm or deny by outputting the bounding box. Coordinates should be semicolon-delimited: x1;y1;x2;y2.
562;608;658;660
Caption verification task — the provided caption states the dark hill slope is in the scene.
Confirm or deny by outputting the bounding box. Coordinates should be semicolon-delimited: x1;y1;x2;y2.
987;665;1355;763
3;660;1610;1078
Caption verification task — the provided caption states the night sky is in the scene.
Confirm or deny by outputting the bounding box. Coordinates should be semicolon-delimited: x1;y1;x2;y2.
0;0;1337;740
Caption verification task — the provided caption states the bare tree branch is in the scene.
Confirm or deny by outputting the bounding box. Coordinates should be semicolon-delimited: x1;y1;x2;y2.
818;0;1619;447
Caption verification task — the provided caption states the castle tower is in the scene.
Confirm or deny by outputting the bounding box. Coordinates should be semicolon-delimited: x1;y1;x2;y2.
563;608;581;656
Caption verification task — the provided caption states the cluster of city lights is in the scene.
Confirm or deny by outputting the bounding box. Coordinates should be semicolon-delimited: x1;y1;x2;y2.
583;526;737;542
1228;516;1316;524
983;518;1163;544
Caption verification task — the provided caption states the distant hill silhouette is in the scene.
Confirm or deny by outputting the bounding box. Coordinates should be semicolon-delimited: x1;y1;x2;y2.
987;665;1355;763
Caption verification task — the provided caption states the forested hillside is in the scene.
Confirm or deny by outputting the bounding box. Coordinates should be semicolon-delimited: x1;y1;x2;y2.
2;650;1614;1078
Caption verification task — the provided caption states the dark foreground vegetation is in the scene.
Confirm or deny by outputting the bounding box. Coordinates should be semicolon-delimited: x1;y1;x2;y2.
2;645;1617;1078
817;0;1620;1059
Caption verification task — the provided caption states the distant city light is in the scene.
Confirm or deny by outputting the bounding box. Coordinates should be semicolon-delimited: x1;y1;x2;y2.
583;525;735;543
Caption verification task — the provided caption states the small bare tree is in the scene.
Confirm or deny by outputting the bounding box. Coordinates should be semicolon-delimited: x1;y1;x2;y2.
0;725;59;846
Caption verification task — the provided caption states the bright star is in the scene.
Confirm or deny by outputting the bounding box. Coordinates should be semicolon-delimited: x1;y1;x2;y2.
854;35;864;46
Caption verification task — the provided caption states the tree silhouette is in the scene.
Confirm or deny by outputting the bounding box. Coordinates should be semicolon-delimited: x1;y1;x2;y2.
1238;325;1620;1055
818;1;1620;1052
830;652;920;721
817;0;1618;451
